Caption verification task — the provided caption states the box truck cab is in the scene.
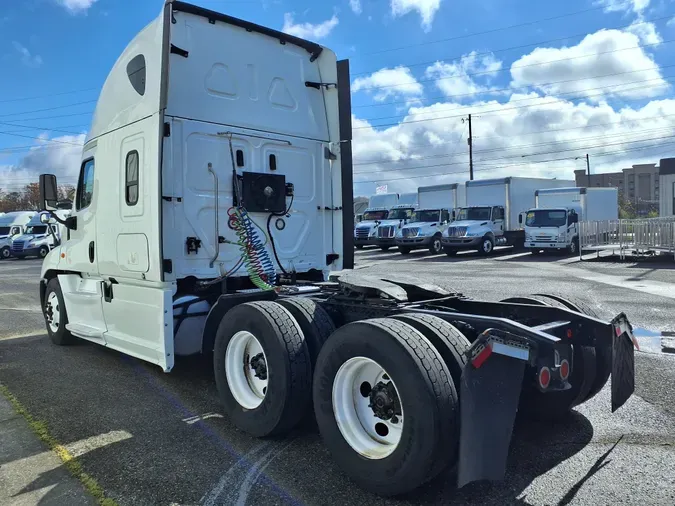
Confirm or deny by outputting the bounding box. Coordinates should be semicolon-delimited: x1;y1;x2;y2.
373;192;418;250
525;187;618;255
353;192;398;248
10;211;69;259
442;177;574;256
396;183;465;255
0;211;35;260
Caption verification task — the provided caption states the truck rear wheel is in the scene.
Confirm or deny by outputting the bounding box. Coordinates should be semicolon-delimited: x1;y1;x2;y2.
44;278;76;346
213;301;312;437
313;318;458;496
501;294;597;421
276;297;335;370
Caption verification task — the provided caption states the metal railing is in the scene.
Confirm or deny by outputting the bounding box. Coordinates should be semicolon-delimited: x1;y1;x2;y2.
579;217;675;260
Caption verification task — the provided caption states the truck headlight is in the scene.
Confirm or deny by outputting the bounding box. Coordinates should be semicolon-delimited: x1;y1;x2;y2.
557;234;565;242
525;234;532;241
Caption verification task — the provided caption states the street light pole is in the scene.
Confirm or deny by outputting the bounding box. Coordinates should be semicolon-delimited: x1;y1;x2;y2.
586;153;591;187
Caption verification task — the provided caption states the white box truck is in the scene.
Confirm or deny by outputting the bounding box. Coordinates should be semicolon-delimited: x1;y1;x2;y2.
34;1;637;498
353;192;399;248
0;211;35;260
373;192;419;250
10;210;71;259
396;183;465;255
442;177;574;255
525;187;618;255
660;158;675;217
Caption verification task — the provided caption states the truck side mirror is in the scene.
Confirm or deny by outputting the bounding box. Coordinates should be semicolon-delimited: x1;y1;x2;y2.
40;213;50;224
39;174;58;211
569;214;578;224
518;214;523;225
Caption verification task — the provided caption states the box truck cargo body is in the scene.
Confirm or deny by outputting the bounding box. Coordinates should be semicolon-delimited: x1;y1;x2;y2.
396;183;465;255
442;177;574;255
525;187;618;254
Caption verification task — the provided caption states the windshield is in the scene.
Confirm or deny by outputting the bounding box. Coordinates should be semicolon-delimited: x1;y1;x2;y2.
411;210;441;222
457;207;491;221
362;210;389;221
25;225;48;235
0;227;10;236
526;210;567;227
388;208;414;220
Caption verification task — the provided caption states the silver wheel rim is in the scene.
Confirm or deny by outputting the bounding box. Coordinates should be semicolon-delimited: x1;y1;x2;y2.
432;239;441;253
45;291;60;332
570;241;577;253
225;331;268;409
483;239;493;253
1;248;9;259
332;357;403;459
40;248;48;258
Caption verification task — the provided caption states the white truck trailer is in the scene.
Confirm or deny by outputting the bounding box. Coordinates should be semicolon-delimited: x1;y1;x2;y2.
36;1;637;498
525;187;618;255
353;192;399;248
0;211;35;260
395;183;465;255
373;192;419;250
442;177;574;256
10;210;71;259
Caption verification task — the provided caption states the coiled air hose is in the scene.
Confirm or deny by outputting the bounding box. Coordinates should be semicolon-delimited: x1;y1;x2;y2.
228;206;277;291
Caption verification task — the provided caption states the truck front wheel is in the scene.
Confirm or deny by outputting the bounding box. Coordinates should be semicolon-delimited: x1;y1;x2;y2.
398;246;411;255
214;301;312;437
428;235;443;255
313;318;458;496
568;237;579;255
478;236;494;255
38;246;50;259
0;247;10;260
43;278;76;346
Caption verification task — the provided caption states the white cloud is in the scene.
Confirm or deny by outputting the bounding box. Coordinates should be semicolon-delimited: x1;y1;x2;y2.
349;0;362;15
596;0;650;13
390;0;443;32
0;134;85;188
55;0;98;14
626;18;662;45
352;66;423;102
510;29;669;101
668;17;675;27
282;13;339;40
12;42;42;68
425;52;503;99
350;95;675;194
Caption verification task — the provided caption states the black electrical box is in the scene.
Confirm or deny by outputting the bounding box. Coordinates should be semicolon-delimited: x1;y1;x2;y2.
241;171;287;213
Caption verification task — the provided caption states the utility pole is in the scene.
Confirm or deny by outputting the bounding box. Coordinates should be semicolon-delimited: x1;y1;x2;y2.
586;153;591;187
468;114;474;180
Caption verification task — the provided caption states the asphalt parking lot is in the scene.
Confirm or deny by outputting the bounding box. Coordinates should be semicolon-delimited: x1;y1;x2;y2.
1;252;674;506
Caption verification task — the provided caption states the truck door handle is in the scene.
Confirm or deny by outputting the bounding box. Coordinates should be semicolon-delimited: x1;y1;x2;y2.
89;241;95;263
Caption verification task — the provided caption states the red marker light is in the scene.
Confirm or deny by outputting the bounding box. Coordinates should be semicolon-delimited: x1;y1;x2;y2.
559;360;570;381
566;329;573;339
471;343;493;369
538;366;551;389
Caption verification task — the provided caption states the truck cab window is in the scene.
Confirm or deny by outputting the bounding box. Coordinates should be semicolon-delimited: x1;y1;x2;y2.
493;207;504;220
441;209;450;223
76;159;95;210
125;150;139;206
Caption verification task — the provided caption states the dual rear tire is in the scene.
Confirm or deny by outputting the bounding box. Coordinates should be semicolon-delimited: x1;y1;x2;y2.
213;301;471;496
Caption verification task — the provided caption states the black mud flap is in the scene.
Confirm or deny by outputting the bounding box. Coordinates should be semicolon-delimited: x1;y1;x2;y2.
457;353;526;488
611;314;636;412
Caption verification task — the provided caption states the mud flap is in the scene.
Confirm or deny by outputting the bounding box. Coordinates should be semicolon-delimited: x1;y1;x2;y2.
611;314;636;412
457;352;526;488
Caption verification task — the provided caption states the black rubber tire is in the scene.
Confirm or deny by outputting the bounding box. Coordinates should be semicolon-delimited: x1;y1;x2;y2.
213;301;312;437
568;238;579;255
530;249;541;255
428;235;443;255
398;246;411;255
0;246;10;260
276;297;335;370
533;294;611;403
380;246;391;251
355;244;364;250
44;278;76;345
38;246;49;259
313;318;458;496
478;235;494;255
510;294;597;421
444;247;457;257
391;313;469;391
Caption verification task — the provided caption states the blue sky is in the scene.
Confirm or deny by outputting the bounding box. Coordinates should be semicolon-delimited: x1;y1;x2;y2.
1;0;675;196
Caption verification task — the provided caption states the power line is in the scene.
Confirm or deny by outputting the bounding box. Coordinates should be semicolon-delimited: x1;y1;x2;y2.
352;14;674;76
364;5;609;55
354;38;672;94
0;100;97;120
0;87;98;105
0;121;86;136
0;131;83;146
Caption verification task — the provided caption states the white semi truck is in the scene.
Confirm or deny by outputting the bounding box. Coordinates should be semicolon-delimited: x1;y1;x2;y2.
525;187;618;255
10;211;71;259
0;211;35;260
442;177;574;256
373;192;418;250
396;183;465;255
36;1;637;498
353;192;399;249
